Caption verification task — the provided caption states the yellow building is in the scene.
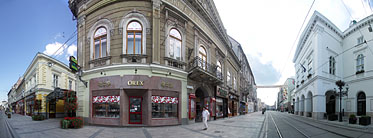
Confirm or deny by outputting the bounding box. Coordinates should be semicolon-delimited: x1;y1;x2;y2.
23;52;76;118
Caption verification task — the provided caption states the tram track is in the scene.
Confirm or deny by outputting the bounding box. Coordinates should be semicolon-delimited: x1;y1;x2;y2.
269;112;310;138
276;113;353;138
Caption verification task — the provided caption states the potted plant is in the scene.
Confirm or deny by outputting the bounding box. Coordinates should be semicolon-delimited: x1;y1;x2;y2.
349;114;357;124
359;115;371;126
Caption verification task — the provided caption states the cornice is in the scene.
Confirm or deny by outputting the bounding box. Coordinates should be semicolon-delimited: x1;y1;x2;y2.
293;11;343;63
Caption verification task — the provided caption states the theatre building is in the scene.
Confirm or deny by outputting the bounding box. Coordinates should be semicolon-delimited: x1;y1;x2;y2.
69;0;255;126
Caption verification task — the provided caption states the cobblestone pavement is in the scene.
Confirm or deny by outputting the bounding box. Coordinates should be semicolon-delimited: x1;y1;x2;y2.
6;112;265;138
0;111;13;138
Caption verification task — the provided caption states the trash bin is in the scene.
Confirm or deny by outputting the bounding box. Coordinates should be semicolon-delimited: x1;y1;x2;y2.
8;113;11;118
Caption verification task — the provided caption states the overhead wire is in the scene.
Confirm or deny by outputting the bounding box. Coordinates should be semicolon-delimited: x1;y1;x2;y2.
296;0;373;82
51;29;78;58
279;0;316;76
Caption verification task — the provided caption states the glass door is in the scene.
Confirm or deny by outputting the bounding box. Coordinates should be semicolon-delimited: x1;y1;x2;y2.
129;97;142;124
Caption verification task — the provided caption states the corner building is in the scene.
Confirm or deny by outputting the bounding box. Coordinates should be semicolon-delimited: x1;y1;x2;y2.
69;0;253;126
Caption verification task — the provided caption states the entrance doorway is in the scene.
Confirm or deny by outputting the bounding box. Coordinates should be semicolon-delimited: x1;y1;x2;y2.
49;100;56;118
357;92;366;116
326;91;336;115
195;88;207;122
129;97;142;124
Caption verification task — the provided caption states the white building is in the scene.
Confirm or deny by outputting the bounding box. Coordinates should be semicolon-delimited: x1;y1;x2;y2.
293;11;373;120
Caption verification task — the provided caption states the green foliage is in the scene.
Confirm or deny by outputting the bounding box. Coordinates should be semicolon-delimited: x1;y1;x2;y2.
349;114;356;118
60;117;83;129
32;115;45;121
64;91;78;116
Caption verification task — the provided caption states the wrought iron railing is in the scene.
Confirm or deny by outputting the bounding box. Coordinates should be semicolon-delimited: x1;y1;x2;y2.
189;57;221;79
164;57;186;69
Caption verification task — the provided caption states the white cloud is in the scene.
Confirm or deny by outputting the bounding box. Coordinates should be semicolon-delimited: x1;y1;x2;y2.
67;44;77;56
214;0;371;105
43;42;66;56
44;42;77;62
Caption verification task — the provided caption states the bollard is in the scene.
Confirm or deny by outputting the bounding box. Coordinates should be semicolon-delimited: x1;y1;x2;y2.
8;113;11;118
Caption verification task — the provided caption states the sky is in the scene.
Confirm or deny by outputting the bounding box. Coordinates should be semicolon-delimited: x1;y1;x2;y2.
0;0;372;106
0;0;76;101
214;0;373;106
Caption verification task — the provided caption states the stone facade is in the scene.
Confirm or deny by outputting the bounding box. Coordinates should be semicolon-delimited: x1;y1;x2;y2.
68;0;256;126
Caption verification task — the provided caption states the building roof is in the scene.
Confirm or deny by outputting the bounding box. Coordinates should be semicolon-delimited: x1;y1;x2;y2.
23;52;70;77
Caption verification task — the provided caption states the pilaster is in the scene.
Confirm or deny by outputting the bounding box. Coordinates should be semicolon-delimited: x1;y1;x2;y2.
152;0;162;64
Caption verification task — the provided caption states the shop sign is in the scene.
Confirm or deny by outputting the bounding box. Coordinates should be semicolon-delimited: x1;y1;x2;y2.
98;81;111;88
127;80;144;86
161;81;173;88
216;87;228;98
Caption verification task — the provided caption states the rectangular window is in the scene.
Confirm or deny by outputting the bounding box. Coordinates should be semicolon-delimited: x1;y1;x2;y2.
357;36;364;44
101;37;107;57
135;32;142;54
93;96;120;118
151;96;178;118
127;33;134;54
53;74;59;88
94;39;100;59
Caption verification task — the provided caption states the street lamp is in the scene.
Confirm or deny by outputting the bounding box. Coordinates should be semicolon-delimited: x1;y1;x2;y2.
335;80;349;122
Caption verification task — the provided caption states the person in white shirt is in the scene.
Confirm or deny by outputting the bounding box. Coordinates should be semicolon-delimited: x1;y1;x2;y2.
202;107;210;130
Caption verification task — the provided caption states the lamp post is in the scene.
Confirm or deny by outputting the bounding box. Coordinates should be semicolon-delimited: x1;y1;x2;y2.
335;80;349;122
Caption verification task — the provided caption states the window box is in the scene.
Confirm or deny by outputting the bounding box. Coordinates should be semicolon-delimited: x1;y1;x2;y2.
89;56;111;67
359;116;371;126
356;70;365;75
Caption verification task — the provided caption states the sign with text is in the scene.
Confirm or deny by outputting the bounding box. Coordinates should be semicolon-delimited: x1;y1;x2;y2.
69;56;79;73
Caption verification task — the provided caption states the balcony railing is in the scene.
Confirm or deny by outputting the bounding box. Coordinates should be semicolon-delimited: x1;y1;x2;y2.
164;57;186;70
188;57;223;83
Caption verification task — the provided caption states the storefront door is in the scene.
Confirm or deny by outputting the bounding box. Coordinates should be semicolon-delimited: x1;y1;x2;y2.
49;101;56;118
129;97;142;124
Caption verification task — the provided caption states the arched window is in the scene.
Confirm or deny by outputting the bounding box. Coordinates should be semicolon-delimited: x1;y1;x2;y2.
217;60;222;79
126;21;143;54
227;71;231;86
198;46;207;69
357;92;366;116
169;28;182;60
94;27;108;59
356;54;364;72
329;56;335;75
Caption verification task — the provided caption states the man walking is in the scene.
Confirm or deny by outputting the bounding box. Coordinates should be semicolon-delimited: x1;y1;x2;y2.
202;107;210;130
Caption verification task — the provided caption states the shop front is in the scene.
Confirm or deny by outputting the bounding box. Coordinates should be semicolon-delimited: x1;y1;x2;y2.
89;75;181;126
25;94;35;116
46;88;68;118
228;92;239;117
215;86;228;119
16;100;24;115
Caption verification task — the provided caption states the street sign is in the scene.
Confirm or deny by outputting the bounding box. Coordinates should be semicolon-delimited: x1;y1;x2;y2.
69;56;79;72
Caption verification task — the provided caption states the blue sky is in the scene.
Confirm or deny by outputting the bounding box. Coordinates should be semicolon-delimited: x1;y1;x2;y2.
0;0;76;101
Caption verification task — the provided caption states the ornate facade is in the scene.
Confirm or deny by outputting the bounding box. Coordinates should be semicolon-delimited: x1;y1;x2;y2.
69;0;256;126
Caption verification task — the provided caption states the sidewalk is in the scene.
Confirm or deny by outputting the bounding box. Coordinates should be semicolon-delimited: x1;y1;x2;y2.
6;112;264;138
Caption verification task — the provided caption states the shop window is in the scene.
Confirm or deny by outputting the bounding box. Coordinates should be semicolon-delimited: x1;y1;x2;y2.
93;96;120;118
151;96;178;118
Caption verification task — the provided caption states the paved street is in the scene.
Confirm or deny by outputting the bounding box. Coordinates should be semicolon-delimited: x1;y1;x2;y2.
0;111;13;138
4;111;373;138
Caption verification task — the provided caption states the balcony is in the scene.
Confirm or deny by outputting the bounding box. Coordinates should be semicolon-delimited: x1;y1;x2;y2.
188;57;223;84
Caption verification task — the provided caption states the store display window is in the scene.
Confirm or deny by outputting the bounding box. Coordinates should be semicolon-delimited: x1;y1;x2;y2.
151;96;178;118
93;96;120;118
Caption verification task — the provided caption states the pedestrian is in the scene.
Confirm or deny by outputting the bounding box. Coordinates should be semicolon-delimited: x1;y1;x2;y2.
202;106;210;130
